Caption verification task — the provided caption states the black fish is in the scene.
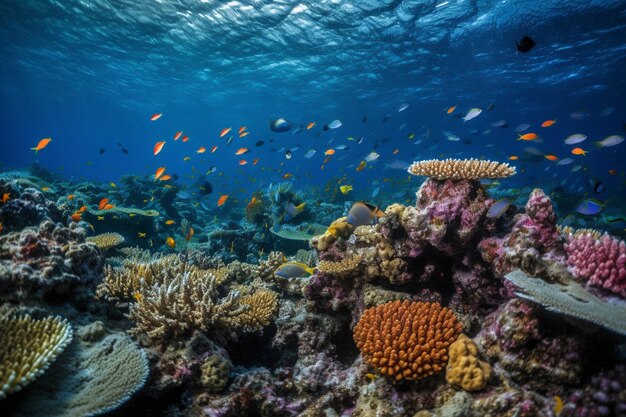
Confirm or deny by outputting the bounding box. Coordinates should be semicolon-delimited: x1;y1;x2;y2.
516;36;536;53
121;148;128;154
608;217;626;223
99;148;105;154
362;115;368;123
117;142;122;147
255;140;265;147
172;173;179;181
382;115;389;123
199;181;213;195
594;181;605;194
487;103;495;111
323;125;329;131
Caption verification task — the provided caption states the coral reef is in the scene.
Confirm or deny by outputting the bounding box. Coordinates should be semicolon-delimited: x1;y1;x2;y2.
445;334;491;392
353;300;462;381
86;231;125;250
407;158;517;180
0;314;72;399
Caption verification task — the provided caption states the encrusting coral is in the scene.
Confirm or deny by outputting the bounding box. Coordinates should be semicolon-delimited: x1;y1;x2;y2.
407;158;516;180
353;300;462;381
0;314;73;399
445;334;491;392
86;232;125;250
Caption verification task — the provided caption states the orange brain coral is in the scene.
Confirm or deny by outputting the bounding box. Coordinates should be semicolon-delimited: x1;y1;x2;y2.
353;300;462;381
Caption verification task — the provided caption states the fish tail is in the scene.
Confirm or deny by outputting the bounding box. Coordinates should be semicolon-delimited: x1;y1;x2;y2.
31;147;38;154
593;141;603;148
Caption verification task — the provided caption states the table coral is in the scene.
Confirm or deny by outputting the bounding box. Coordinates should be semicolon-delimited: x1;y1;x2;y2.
407;158;516;180
353;300;462;381
445;334;491;391
86;232;125;250
565;230;626;298
0;314;73;399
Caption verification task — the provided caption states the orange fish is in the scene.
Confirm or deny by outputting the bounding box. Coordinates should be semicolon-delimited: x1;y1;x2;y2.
159;174;172;181
153;141;166;155
282;173;293;179
571;147;587;156
186;226;195;241
239;131;250;138
155;166;166;180
220;128;232;138
517;133;539;141
182;136;189;142
253;158;260;165
239;160;248;165
165;220;175;225
211;146;218;153
541;120;557;127
174;131;182;140
98;198;109;210
1;193;9;204
356;161;367;172
307;122;316;130
196;147;207;154
103;203;115;210
544;154;559;161
71;212;82;222
235;147;249;155
217;194;229;207
165;236;176;248
508;155;519;160
31;137;52;154
324;149;335;156
78;205;87;213
447;106;456;114
67;194;75;200
608;169;617;176
238;126;247;134
150;113;162;121
393;149;399;155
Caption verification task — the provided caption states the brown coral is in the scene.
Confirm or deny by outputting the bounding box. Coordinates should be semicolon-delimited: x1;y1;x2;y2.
445;334;491;391
353;300;462;381
407;158;516;180
316;255;361;278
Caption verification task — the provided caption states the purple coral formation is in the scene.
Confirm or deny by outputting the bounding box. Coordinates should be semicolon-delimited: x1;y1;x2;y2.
562;365;626;417
0;220;102;301
565;232;626;297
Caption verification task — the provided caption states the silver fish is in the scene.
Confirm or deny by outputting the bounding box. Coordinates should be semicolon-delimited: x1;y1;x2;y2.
462;108;482;122
564;134;587;145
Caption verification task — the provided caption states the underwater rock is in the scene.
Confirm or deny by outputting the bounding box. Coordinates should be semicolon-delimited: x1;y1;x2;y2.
0;183;63;232
0;220;102;302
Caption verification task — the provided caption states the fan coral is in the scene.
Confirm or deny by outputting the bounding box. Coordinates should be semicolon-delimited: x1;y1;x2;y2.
0;314;73;399
86;232;125;250
353;300;462;381
564;230;626;298
407;158;516;180
445;334;491;391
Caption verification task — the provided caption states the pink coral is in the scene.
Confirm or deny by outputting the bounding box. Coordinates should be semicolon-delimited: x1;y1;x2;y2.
565;232;626;298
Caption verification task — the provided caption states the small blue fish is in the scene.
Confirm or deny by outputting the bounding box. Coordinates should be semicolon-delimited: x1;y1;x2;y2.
487;198;512;218
576;199;604;215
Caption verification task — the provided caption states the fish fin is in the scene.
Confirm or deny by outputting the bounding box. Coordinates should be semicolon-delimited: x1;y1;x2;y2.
306;266;315;275
593;141;604;148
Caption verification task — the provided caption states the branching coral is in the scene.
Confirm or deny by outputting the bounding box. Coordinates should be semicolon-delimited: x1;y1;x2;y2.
0;315;73;399
353;300;462;381
86;232;125;250
407;158;516;180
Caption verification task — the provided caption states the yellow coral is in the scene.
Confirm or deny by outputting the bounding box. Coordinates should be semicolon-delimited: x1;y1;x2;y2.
234;289;279;332
0;315;73;399
445;334;491;391
408;158;516;180
317;255;362;278
87;232;125;250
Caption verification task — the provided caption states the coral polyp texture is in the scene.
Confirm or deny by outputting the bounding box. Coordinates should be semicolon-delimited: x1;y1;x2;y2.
445;334;491;392
565;230;626;297
407;158;516;180
0;314;73;399
86;232;125;250
353;300;462;381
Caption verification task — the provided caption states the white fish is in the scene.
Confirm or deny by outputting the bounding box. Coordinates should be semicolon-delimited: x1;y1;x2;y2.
571;165;583;172
399;124;407;130
600;107;615;117
372;187;380;197
398;103;409;112
327;120;342;129
364;152;380;162
462;108;482;122
335;144;348;150
556;158;574;166
304;149;316;158
514;123;530;132
564;134;587;145
570;111;588;120
384;160;410;170
595;135;624;147
443;131;460;142
490;120;508;128
357;137;364;144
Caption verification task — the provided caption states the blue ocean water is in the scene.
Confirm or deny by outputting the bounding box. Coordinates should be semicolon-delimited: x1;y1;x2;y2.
0;0;625;228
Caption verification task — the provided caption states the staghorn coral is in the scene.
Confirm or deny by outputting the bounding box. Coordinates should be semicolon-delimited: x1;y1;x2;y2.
564;230;626;298
353;300;462;381
407;158;516;180
316;254;362;278
0;315;73;399
86;232;125;250
8;333;149;417
116;246;154;262
445;334;491;391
